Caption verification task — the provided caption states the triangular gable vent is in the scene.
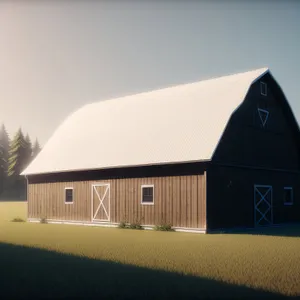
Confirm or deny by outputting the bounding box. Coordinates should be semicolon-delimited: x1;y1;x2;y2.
258;108;269;127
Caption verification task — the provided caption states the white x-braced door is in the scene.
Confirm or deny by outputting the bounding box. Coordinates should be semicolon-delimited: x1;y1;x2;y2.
254;185;273;227
92;183;110;222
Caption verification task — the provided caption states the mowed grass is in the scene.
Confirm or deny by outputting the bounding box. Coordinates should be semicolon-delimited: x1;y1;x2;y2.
0;202;300;299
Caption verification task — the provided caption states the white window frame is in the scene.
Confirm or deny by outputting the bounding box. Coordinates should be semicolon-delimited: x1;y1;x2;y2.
257;108;269;127
283;187;293;206
141;185;154;205
260;81;267;96
64;187;74;204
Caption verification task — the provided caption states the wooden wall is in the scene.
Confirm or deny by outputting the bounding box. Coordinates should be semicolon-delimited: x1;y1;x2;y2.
28;174;207;229
207;165;300;230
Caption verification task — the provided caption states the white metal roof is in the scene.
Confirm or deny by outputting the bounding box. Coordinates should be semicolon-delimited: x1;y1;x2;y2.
22;67;270;175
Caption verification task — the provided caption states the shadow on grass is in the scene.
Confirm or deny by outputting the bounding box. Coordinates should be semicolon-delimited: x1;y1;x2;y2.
0;242;293;300
211;223;300;238
0;198;27;202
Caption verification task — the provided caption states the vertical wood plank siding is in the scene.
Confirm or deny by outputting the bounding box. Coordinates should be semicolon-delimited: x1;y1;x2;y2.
28;174;206;229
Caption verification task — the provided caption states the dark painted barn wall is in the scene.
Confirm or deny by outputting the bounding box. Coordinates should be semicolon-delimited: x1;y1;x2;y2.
208;73;300;230
207;165;300;230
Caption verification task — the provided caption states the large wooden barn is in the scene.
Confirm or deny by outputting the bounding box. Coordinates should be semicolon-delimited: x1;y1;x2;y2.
21;67;300;233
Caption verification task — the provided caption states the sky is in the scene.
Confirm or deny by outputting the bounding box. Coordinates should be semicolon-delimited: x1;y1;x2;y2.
0;1;299;146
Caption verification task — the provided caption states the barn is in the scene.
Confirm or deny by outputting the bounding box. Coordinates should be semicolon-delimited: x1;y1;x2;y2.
21;67;300;233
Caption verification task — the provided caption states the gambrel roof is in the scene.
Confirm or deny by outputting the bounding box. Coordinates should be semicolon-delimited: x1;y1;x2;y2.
22;67;281;175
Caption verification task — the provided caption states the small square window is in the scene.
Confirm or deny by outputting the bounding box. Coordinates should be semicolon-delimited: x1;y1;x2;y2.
141;185;154;205
261;82;267;96
65;188;73;204
283;187;293;206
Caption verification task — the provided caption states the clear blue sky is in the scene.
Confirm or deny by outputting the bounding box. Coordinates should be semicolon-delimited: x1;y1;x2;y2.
0;1;299;145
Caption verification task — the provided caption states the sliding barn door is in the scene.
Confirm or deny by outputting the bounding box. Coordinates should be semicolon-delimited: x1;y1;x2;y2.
254;185;273;227
92;184;110;222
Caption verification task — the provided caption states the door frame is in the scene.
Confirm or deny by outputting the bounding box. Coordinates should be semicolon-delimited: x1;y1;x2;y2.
91;183;110;222
254;185;273;227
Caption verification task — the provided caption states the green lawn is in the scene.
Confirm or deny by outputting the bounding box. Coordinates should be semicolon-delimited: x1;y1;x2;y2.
0;201;299;299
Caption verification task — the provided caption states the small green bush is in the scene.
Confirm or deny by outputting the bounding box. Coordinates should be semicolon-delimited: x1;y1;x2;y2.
11;217;25;222
154;223;174;232
130;216;144;230
155;215;174;231
118;221;127;229
129;223;143;230
118;219;144;230
40;217;48;224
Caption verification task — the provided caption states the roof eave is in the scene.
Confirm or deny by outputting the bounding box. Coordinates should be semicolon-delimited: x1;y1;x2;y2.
21;159;212;176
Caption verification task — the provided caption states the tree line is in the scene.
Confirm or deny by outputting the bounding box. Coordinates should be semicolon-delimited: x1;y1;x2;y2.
0;124;41;199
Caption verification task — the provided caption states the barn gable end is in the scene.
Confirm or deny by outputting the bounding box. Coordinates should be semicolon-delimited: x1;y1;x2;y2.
207;72;300;230
212;72;300;170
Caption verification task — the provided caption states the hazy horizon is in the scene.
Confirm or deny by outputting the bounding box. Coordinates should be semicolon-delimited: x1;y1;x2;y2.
1;1;299;146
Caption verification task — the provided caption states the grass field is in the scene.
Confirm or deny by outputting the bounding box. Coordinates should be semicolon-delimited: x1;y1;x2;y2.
0;202;300;299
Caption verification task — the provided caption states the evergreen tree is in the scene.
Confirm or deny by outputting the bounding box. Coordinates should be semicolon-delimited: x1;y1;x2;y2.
24;133;33;167
32;138;41;159
0;141;5;194
0;124;10;157
7;128;28;198
8;128;27;177
0;124;10;194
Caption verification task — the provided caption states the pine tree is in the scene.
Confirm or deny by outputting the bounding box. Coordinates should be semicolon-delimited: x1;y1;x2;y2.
8;128;27;177
24;133;33;168
0;124;10;158
0;141;5;194
7;128;28;198
32;138;41;159
0;124;10;194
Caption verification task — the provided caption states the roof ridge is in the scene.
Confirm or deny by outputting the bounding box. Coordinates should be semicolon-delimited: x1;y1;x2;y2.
86;67;269;107
200;67;269;82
